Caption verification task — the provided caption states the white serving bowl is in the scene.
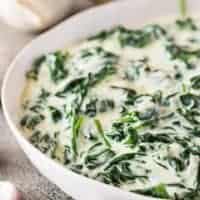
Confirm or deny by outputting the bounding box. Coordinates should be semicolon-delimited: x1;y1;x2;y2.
2;0;200;199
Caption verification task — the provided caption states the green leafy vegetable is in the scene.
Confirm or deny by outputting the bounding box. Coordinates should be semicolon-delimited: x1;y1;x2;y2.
26;55;46;80
89;25;166;48
48;106;62;123
46;51;68;83
30;131;57;155
179;0;187;17
123;127;138;148
21;19;200;200
55;64;117;115
111;86;137;106
166;42;200;69
38;88;50;102
168;157;186;172
94;119;111;148
180;93;199;108
141;132;173;143
83;98;115;117
176;18;197;30
85;144;115;169
72;115;84;158
20;114;45;130
99;161;147;185
105;152;141;170
118;25;166;48
134;184;170;199
56;49;117;98
191;75;200;89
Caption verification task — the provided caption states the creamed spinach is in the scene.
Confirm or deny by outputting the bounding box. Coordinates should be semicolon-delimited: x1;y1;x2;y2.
20;17;200;200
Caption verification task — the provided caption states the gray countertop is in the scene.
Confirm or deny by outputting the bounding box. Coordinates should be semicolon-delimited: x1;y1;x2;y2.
0;20;71;200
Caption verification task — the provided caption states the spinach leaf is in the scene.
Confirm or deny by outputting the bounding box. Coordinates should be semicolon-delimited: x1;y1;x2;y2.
176;18;197;31
180;93;199;109
99;99;115;112
179;0;187;17
30;132;57;155
94;119;111;148
124;61;143;81
38;88;50;102
196;162;200;189
141;133;173;144
83;98;98;117
105;152;139;170
56;64;117;116
166;42;200;69
118;25;166;48
134;184;170;199
48;106;62;123
189;127;200;137
178;92;200;125
177;107;200;125
89;25;166;48
71;115;84;158
110;86;137;106
99;162;147;185
56;64;117;97
168;157;186;172
63;145;71;165
55;77;88;98
85;145;115;169
123;127;138;148
83;98;115;117
88;30;110;41
175;190;200;200
91;64;117;84
46;51;68;83
108;109;158;143
191;75;200;89
29;105;43;113
80;47;118;63
152;91;176;107
26;55;46;80
20;114;45;130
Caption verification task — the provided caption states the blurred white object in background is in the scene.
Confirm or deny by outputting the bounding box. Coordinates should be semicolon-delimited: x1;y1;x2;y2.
0;182;21;200
0;0;94;32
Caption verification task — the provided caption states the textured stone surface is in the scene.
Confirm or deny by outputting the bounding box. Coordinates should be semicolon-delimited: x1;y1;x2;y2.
0;20;71;200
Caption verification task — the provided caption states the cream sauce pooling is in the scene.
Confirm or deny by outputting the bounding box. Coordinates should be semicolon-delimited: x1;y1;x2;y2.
20;17;200;199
